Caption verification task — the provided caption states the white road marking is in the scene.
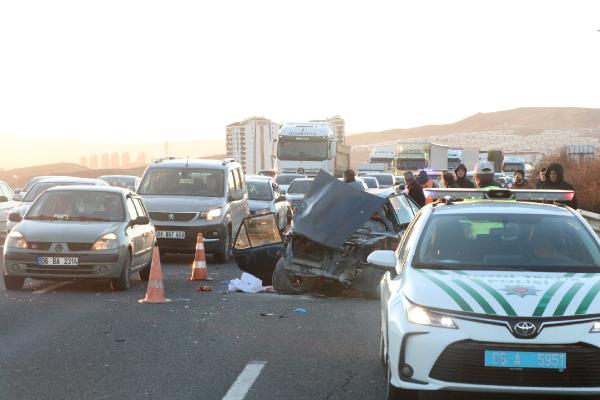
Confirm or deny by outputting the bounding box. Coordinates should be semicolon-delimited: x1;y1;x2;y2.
222;361;266;400
32;281;73;294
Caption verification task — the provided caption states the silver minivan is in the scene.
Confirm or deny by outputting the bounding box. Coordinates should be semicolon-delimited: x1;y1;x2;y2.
137;158;249;262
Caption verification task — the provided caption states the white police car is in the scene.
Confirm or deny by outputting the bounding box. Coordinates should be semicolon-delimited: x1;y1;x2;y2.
369;189;600;399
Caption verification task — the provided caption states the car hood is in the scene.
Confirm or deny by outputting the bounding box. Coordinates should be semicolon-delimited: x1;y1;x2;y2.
141;195;226;212
15;220;122;243
248;200;272;211
294;170;386;249
404;268;600;318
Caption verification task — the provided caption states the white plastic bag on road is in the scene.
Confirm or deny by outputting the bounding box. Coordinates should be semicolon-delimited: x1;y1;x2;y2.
228;273;264;294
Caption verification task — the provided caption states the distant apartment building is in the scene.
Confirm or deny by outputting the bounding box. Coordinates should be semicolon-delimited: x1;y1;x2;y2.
226;117;280;174
311;115;346;144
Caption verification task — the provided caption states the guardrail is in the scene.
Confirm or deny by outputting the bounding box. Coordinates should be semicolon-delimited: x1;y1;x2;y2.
580;209;600;236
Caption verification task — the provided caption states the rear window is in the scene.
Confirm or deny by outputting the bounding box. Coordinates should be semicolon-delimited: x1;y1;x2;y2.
287;180;312;194
27;191;125;222
363;177;379;189
369;175;394;187
247;181;273;201
414;213;600;272
138;168;224;197
275;175;303;186
24;182;90;202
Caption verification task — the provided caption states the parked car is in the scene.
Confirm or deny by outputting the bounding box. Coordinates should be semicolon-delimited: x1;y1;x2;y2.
99;175;141;192
362;176;380;189
0;180;17;239
3;186;155;291
363;173;396;189
246;177;289;231
274;173;306;194
285;178;314;217
232;171;419;295
138;158;248;262
7;177;108;233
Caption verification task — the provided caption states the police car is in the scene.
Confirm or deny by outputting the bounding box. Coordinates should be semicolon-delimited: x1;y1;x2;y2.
368;188;600;399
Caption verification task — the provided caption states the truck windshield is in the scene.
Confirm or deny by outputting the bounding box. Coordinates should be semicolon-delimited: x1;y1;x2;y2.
277;139;328;161
396;159;427;171
138;168;224;197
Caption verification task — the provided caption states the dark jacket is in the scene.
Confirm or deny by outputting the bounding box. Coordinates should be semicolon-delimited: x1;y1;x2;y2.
406;181;426;208
511;180;532;189
454;164;475;188
540;163;577;208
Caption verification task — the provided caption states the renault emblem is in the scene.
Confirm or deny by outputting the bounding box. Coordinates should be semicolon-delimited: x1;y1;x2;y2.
513;321;537;337
55;244;64;253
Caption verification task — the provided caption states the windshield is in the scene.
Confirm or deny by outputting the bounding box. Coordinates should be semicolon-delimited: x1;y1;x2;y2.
388;195;415;225
277;139;328;161
287;180;312;195
414;213;600;272
101;176;137;190
247;181;273;201
24;182;91;202
363;177;379;188
138;168;224;197
275;174;303;186
503;163;524;173
27;191;125;222
369;175;394;187
396;159;427;171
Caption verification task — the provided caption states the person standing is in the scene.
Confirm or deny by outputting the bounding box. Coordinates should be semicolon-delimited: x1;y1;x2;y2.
442;171;460;188
541;163;577;208
416;170;435;188
536;168;547;189
454;164;475;188
343;169;365;191
510;169;532;189
473;161;502;189
403;171;426;207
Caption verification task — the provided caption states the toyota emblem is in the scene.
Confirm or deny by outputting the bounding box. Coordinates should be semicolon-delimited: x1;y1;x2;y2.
513;321;537;337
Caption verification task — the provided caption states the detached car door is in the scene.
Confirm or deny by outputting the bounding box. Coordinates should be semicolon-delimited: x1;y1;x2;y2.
232;213;285;285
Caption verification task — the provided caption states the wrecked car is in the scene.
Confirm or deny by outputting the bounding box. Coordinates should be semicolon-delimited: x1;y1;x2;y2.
232;170;419;297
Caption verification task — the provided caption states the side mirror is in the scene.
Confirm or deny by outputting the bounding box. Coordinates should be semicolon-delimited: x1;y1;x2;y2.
275;195;287;203
133;216;150;225
0;196;7;203
367;250;397;271
8;212;22;223
13;194;22;202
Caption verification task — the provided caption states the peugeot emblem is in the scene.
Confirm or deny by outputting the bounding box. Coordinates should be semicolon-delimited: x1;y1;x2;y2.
514;321;537;337
168;214;175;221
55;244;64;253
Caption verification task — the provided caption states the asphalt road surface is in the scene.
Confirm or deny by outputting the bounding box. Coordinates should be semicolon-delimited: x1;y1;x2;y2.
0;255;591;400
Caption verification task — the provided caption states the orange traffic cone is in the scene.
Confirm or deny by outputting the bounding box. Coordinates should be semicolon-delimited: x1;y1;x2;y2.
138;247;170;303
190;233;211;281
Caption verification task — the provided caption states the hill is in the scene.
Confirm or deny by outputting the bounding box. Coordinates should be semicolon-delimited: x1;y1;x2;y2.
346;107;600;146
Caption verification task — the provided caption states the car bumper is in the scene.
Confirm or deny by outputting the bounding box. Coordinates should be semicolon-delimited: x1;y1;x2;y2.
388;309;600;394
3;248;127;279
153;223;226;253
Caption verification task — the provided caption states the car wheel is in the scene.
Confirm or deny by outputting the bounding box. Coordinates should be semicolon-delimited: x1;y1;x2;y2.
380;331;387;367
214;229;231;264
386;357;419;400
3;275;25;291
139;262;151;281
272;257;312;295
111;253;132;291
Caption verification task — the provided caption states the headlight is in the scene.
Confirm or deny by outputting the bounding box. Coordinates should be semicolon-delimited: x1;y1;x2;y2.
92;233;119;251
405;301;457;329
590;321;600;333
201;208;222;221
6;231;27;249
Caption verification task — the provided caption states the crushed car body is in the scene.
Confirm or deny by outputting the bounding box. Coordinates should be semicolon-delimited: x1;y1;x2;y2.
232;170;418;296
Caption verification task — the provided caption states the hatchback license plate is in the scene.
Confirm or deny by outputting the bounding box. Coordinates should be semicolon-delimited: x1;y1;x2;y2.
156;231;185;239
37;257;79;266
485;351;566;369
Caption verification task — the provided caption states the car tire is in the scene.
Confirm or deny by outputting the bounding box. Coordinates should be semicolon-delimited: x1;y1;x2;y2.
3;275;25;291
379;331;387;367
386;357;419;400
139;262;151;281
214;228;231;264
111;253;132;291
272;257;311;295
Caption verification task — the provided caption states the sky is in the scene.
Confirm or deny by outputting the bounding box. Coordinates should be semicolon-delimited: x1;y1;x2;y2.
1;0;599;144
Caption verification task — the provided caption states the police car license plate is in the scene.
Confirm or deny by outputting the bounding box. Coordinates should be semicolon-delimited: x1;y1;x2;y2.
37;257;79;266
156;231;185;239
484;351;566;369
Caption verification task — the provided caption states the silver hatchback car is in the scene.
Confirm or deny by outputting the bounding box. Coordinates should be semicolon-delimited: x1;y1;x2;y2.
3;186;155;291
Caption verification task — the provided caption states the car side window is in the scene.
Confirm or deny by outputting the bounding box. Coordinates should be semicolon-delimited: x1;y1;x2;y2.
235;168;245;191
126;198;138;220
397;213;422;268
228;171;236;198
132;198;147;217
